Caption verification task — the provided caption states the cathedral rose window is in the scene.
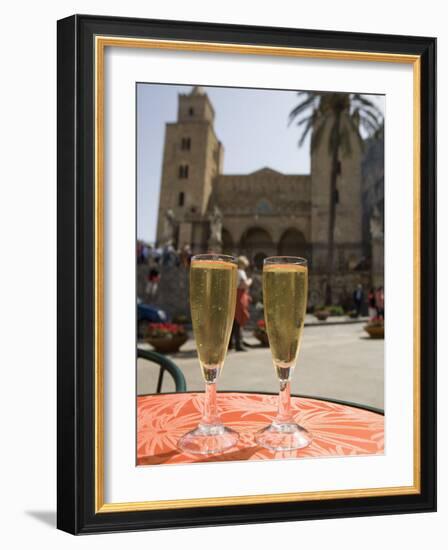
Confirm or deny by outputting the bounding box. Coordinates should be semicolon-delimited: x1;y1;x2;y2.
255;199;272;215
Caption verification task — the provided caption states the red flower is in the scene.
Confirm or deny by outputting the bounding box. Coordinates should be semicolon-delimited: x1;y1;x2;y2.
257;319;266;328
148;323;186;336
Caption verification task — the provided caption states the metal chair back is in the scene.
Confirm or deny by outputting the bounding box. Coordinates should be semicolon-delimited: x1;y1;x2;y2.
137;348;187;393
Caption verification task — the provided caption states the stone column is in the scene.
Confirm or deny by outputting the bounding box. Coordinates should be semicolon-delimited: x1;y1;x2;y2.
370;207;384;288
371;236;384;289
178;222;193;249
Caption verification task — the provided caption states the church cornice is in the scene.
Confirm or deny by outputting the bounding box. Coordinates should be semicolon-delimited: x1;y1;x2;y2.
214;172;311;180
248;166;283;176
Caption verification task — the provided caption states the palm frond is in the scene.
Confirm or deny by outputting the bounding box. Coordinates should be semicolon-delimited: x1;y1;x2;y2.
288;94;318;125
299;110;323;147
352;93;383;112
298;118;314;147
296;114;315;127
352;95;383;123
290;91;383;157
359;116;380;136
358;107;383;132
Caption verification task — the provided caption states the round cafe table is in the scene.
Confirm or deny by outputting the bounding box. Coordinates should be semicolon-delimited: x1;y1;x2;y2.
137;392;384;465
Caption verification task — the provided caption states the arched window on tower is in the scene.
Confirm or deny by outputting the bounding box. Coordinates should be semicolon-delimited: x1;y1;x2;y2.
181;137;191;151
178;165;189;179
178;192;185;207
189;107;194;116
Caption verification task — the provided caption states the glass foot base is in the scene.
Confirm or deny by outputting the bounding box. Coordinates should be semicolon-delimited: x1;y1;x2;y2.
178;424;239;455
255;421;312;452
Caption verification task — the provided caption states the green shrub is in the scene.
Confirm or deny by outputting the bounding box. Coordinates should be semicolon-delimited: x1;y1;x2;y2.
328;305;345;316
315;305;344;316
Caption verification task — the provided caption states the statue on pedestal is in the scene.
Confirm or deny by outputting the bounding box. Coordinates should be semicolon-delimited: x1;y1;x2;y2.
208;206;223;252
163;209;177;246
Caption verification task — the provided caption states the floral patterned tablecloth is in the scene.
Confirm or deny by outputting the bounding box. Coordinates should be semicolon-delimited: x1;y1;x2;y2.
137;392;384;465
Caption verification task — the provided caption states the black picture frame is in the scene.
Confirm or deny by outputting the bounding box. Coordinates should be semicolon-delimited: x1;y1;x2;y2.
57;14;436;534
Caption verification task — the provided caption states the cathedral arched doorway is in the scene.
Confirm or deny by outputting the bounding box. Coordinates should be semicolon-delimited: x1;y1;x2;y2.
278;228;308;258
221;228;234;255
240;227;275;270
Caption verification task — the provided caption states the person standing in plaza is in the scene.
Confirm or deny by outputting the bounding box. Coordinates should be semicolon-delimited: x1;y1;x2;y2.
145;258;160;297
230;256;252;352
179;244;192;268
367;287;377;318
375;286;385;318
353;283;364;317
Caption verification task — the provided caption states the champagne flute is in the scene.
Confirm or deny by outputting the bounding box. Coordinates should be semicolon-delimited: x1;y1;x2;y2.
255;256;312;451
179;254;239;454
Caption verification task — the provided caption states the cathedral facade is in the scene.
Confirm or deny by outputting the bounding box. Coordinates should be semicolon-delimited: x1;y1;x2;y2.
155;86;381;305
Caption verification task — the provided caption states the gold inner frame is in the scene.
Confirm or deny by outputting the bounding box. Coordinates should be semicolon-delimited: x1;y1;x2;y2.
94;36;421;513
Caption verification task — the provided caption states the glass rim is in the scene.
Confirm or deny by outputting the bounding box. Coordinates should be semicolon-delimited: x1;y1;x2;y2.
191;253;237;264
263;255;308;265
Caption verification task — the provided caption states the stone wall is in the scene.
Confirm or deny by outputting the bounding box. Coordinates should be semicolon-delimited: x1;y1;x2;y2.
138;263;190;320
371;236;384;289
137;263;370;322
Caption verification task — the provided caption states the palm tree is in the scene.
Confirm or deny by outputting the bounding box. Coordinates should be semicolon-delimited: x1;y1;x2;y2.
289;92;383;304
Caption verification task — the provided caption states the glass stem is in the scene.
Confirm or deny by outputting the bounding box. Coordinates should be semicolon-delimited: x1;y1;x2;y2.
275;380;293;424
202;382;219;426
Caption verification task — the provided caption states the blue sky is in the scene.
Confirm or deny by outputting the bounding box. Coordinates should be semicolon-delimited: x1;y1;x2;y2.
137;84;384;242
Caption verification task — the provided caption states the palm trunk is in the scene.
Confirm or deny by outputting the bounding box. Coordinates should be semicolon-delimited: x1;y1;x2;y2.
325;114;341;305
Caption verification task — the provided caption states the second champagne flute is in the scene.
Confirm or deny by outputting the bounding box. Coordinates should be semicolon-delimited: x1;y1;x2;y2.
178;254;239;455
255;256;312;451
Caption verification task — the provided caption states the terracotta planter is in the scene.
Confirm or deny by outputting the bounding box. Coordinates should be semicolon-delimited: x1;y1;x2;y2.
364;324;384;339
148;333;188;353
253;329;269;347
315;311;330;321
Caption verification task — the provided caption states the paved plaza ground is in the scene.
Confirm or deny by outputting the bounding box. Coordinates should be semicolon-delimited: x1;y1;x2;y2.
138;317;384;410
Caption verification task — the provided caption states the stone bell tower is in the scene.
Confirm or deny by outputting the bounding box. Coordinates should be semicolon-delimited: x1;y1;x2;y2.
156;86;224;248
310;111;364;274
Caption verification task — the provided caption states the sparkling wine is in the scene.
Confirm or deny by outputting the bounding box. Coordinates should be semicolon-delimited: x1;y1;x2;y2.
190;259;237;382
263;263;308;381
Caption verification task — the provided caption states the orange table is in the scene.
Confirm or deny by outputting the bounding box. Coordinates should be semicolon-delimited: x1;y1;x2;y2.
137;392;384;466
